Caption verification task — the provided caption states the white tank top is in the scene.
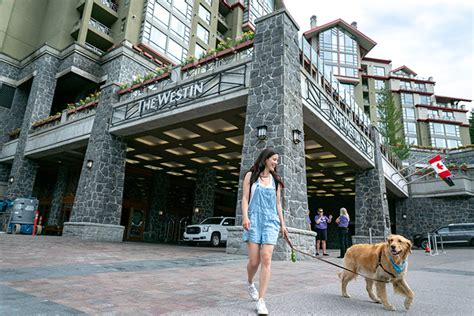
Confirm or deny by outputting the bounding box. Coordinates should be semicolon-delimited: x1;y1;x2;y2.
249;176;275;205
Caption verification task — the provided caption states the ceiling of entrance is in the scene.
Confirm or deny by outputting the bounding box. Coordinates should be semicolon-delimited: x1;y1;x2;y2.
125;108;358;198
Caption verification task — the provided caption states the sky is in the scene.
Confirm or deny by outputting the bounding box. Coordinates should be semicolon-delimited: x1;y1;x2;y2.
284;0;474;112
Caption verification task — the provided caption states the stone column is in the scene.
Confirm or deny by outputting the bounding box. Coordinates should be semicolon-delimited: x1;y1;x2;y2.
226;9;316;260
192;167;216;224
352;127;391;244
7;55;59;199
63;83;127;242
144;172;170;241
47;165;69;225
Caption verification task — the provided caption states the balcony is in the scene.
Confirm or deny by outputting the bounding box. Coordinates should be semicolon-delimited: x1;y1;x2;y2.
409;167;473;197
87;17;114;51
78;0;118;25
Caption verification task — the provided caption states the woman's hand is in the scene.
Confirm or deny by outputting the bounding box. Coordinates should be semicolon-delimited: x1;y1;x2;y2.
242;216;250;231
281;223;288;239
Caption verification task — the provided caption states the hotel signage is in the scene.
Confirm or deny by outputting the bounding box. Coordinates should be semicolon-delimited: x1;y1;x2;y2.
140;82;204;113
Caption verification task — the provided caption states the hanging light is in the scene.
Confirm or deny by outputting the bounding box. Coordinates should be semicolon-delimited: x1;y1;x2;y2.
292;129;302;144
257;125;267;140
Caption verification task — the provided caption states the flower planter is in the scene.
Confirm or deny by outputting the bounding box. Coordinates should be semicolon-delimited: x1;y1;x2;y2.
118;72;171;95
67;101;98;114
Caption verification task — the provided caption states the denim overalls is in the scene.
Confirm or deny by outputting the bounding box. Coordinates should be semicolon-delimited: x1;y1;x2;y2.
242;176;280;245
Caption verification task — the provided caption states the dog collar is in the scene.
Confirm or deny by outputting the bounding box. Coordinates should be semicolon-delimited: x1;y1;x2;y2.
377;251;396;279
389;255;407;274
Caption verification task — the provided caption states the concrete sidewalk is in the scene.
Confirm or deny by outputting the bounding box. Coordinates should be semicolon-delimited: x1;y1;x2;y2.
0;235;473;315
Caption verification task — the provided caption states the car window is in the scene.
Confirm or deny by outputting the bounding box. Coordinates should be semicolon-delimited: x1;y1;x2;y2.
222;219;235;226
450;225;469;232
437;227;449;234
200;218;223;225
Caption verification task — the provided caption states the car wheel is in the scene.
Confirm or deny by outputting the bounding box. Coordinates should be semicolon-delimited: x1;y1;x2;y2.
210;233;221;247
420;239;429;250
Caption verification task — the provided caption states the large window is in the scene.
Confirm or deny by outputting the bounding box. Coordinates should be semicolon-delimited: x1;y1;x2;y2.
374;80;385;90
429;122;460;148
374;66;385;76
404;122;417;134
419;95;430;104
198;4;211;24
340;83;354;98
150;26;167;50
414;82;426;92
195;43;206;58
170;16;186;37
400;81;411;90
401;93;414;106
403;107;415;120
406;136;418;145
318;27;358;78
173;0;189;16
244;0;274;25
444;124;458;137
443;111;455;120
167;38;184;60
428;109;438;118
153;3;169;26
197;24;209;44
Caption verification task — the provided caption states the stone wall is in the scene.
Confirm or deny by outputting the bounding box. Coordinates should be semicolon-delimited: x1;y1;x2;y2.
144;172;170;241
47;165;69;225
192;167;216;224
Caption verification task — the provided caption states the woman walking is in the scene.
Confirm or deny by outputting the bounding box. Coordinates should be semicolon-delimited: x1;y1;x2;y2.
242;148;288;315
335;207;350;258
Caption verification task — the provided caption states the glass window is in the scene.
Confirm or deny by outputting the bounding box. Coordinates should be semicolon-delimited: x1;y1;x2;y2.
167;38;184;60
428;109;438;118
433;138;447;148
405;122;416;134
199;5;211;24
443;111;455;120
415;82;426;92
400;81;411;90
197;24;209;44
173;0;188;16
374;66;385;76
406;136;418;145
446;139;460;148
445;124;458;136
153;3;169;26
401;93;414;105
403;108;415;119
150;26;167;50
170;16;186;37
195;43;206;58
432;123;443;135
374;80;385;90
420;95;430;104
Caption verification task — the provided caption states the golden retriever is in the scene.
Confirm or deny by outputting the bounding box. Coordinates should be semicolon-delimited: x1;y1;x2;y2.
338;234;414;311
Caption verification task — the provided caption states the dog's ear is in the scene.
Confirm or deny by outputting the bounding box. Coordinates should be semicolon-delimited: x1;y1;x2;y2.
407;239;412;254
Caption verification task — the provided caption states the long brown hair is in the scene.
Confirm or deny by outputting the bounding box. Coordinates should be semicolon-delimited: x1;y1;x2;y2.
248;148;284;190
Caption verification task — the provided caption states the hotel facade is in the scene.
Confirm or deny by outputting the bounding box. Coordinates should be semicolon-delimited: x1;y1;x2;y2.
0;0;472;257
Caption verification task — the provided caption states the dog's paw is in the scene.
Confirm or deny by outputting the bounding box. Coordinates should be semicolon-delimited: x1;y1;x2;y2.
383;304;396;311
404;298;413;310
371;299;381;304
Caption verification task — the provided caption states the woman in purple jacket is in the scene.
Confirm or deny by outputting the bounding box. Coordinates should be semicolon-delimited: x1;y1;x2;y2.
335;207;350;258
314;208;332;256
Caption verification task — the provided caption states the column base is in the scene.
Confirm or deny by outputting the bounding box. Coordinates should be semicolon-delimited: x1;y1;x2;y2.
226;226;317;261
352;235;386;245
63;222;124;242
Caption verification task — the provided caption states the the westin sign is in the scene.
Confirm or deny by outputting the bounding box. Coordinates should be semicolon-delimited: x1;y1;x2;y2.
140;81;205;113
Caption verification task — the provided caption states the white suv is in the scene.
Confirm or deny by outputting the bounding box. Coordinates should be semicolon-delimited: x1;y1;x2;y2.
183;217;235;247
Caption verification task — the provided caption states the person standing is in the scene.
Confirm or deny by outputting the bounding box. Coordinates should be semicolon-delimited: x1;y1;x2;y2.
314;208;332;256
242;148;288;315
335;207;350;258
306;209;312;231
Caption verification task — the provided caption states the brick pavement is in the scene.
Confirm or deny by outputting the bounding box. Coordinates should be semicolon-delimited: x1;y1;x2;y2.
0;234;473;315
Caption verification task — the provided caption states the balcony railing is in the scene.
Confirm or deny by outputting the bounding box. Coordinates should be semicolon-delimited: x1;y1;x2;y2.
89;17;112;36
85;42;105;55
99;0;118;12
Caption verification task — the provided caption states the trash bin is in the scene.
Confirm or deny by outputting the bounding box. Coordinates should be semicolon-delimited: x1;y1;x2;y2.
8;198;39;234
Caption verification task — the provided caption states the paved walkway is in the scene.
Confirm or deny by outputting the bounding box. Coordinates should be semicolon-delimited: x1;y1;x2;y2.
0;234;473;315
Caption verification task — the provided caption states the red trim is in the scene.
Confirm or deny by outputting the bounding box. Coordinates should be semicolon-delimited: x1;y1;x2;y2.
137;43;175;66
460;124;470;127
390;65;417;76
219;0;231;9
435;95;472;102
67;100;98;114
242;22;255;32
362;57;392;64
230;2;245;10
389;75;435;84
417;118;464;125
415;104;469;113
362;74;389;80
394;88;433;96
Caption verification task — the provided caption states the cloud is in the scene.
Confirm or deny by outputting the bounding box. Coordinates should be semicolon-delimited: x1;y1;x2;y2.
285;0;473;111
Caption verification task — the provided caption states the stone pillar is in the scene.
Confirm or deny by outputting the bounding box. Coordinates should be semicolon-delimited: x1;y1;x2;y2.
7;55;59;199
226;9;316;260
63;83;127;242
144;172;170;241
192;167;216;224
47;165;69;225
352;127;391;244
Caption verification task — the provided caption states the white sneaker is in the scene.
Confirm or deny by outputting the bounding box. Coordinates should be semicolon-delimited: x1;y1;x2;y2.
256;298;268;315
247;283;259;301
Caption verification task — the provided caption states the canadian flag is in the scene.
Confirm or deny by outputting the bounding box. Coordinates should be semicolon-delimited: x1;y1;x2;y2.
428;155;455;186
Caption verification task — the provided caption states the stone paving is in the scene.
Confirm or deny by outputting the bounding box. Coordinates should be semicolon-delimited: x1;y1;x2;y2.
0;234;473;315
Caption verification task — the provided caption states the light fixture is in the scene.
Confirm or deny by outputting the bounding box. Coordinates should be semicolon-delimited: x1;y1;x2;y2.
194;207;200;213
158;210;163;216
292;129;302;144
86;160;93;169
8;176;14;183
257;125;267;140
383;192;387;200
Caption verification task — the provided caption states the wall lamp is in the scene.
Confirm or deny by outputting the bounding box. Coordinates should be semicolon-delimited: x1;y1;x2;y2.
194;207;200;213
257;125;267;141
8;176;14;183
292;129;302;144
86;160;94;169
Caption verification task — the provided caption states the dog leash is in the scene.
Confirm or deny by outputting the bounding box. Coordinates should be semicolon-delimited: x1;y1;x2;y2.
284;236;389;283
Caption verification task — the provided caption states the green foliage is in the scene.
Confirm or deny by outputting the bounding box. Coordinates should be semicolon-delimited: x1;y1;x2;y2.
377;86;410;160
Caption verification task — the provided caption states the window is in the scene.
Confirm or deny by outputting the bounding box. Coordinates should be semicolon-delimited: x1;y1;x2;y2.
433;138;447;148
431;123;444;135
400;81;411;90
428;109;438;118
443;111;455;120
447;139;460;148
0;83;15;109
173;0;188;16
150;26;167;50
167;38;184;60
420;95;430;104
444;124;458;137
195;43;206;58
340;83;354;98
401;93;414;105
153;3;169;26
403;108;415;120
374;66;385;76
406;136;418;145
199;5;211;24
374;80;385;90
197;24;209;44
170;16;186;37
405;122;417;134
375;93;384;104
414;82;426;92
437;227;449;234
